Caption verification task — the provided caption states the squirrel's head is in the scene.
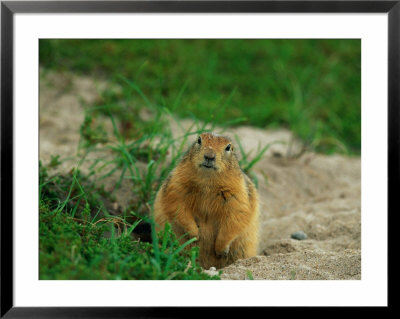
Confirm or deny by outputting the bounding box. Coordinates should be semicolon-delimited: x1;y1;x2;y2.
190;132;238;175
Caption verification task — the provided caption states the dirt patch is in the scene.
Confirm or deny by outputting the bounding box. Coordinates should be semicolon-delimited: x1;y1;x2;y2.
40;70;361;280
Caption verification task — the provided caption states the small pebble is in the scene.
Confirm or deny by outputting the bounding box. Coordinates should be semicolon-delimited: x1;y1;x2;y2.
203;266;219;276
291;231;307;240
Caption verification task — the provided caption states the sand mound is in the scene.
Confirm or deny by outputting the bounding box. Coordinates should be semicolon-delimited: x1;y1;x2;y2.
39;70;361;280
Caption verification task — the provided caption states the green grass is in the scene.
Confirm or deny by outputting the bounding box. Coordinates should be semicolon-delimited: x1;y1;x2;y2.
246;270;254;280
39;161;221;280
40;39;361;154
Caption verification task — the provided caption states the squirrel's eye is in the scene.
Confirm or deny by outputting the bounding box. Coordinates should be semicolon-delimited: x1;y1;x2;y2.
225;144;232;152
197;137;202;145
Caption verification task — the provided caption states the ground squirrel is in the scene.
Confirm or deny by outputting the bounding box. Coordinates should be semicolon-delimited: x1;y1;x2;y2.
153;132;259;269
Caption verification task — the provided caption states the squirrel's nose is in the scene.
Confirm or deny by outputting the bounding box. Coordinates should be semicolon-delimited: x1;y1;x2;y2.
204;154;216;162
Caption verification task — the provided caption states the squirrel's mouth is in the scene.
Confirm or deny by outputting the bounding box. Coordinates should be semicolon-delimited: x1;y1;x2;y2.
200;163;217;170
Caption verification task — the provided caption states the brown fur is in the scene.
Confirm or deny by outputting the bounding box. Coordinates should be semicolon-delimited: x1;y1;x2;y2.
153;132;259;269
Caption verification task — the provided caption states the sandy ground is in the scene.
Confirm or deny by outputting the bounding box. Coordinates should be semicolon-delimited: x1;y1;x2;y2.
39;70;361;280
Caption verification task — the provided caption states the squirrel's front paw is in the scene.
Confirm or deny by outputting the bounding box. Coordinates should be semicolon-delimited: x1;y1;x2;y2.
215;244;230;258
187;227;199;240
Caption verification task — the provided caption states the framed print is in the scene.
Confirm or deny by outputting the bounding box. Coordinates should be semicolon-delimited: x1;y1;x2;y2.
1;0;396;316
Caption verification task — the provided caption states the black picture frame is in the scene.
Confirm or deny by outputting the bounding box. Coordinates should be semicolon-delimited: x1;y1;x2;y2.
1;0;396;317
